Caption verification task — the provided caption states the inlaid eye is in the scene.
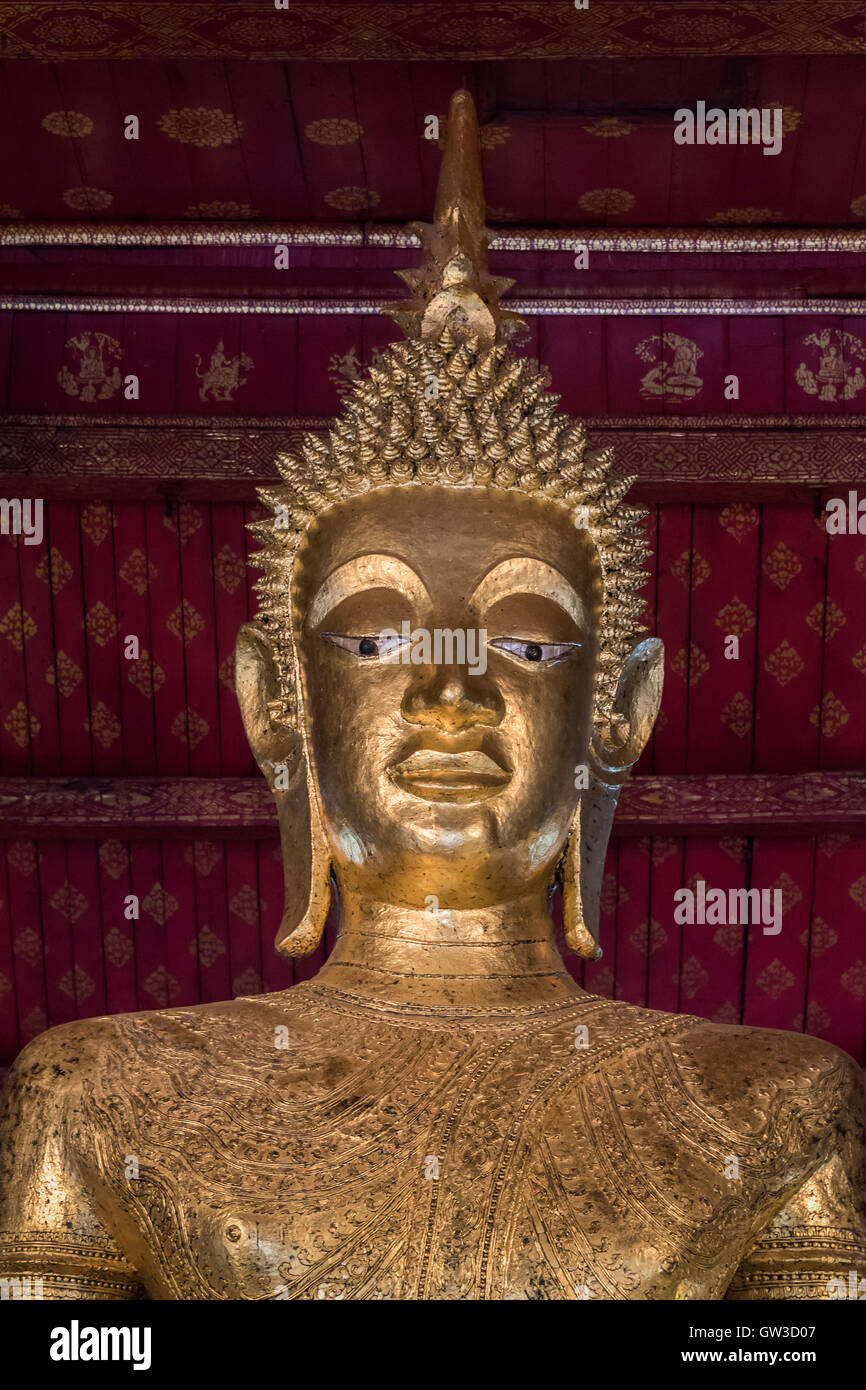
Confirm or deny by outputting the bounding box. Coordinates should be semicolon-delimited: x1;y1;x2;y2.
489;638;581;665
323;632;409;660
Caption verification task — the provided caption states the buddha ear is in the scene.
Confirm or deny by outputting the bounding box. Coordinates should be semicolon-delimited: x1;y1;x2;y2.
235;620;331;958
562;637;664;958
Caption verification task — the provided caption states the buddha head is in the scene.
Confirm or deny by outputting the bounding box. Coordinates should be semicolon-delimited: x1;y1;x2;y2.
236;91;663;963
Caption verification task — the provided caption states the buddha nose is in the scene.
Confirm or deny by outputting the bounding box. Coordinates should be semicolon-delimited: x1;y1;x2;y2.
402;664;503;732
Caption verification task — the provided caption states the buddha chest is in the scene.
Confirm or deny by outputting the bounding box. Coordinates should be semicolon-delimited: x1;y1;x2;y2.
74;985;777;1300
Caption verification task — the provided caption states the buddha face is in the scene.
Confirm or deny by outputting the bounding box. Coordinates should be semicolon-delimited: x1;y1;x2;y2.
291;486;601;910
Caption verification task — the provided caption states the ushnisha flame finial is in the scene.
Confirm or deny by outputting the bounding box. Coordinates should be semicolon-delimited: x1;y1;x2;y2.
384;89;525;347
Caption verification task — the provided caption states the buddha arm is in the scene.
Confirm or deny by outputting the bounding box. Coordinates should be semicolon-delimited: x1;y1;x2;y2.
0;1032;143;1300
725;1059;866;1301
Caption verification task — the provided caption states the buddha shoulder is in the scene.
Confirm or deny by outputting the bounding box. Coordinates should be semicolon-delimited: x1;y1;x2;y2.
646;1010;866;1164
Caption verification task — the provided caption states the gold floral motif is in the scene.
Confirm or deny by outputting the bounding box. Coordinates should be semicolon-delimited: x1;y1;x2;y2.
578;188;635;216
158;108;243;148
756;959;795;999
0;204;20;218
806;598;846;639
232;966;263;996
841;961;866;1000
14;928;41;965
166;600;205;645
679;956;708;999
185;200;259;219
85;601;118;647
713;922;744;956
0;973;10;1000
806;999;831;1032
851;194;866;219
59;331;122;401
719;503;759;542
81;503;114;545
7;842;36;876
583;117;634;138
765;103;801;136
58;965;94;1002
213;545;246;594
42;110;93;138
721;691;753;739
305;118;362;146
850;877;866;911
636;332;703;400
324;186;381;213
651;838;678;866
628;919;666;954
670;550;710;587
195;340;253;402
763;639;804;686
671;643;709;686
230;884;259;926
218;651;235;691
3;702;38;748
62;186;113;212
713;1001;740;1025
127;650;165;699
119;548;157;595
485;204;517;222
715;596;755;637
185;841;222;876
719;836;747;863
796;328;866;402
142;966;180;1007
171;708;210;749
853;643;866;675
773;872;804;914
191;925;227;968
762;541;802;590
800;916;838;956
98;841;129;880
162;503;203;543
103;928;133;969
141;884;179;927
35;547;73;594
0;604;36;650
810;692;850;738
87;701;121;749
46;650;84;699
50;882;87;923
708;208;785;224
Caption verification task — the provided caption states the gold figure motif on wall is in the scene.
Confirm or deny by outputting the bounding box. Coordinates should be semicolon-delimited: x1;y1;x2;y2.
637;331;704;399
195;340;253;402
57;331;122;402
1;90;864;1303
795;327;866;402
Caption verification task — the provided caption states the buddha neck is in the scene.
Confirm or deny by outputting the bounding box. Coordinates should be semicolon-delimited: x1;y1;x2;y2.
313;889;585;1008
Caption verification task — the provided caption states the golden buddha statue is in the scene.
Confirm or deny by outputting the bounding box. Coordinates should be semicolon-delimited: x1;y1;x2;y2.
1;91;864;1303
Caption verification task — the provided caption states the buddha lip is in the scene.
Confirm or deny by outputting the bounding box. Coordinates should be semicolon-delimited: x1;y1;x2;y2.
390;748;510;799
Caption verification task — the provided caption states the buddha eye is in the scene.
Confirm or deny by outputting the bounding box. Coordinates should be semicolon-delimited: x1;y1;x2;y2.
489;638;581;665
323;632;409;661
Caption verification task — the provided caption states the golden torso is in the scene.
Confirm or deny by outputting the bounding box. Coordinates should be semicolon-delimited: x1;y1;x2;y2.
3;975;863;1301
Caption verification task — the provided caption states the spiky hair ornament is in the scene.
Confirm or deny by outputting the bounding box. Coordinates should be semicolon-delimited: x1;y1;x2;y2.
250;89;649;751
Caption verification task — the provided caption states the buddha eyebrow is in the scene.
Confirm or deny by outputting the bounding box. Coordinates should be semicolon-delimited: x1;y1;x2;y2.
306;555;430;629
470;558;585;628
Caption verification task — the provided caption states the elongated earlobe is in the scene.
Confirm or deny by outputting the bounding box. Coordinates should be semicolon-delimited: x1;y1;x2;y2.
561;637;664;958
235;621;331;957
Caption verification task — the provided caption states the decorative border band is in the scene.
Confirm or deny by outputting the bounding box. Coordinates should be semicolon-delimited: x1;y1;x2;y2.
5;295;866;317
0;419;862;499
0;774;861;839
3;224;866;254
